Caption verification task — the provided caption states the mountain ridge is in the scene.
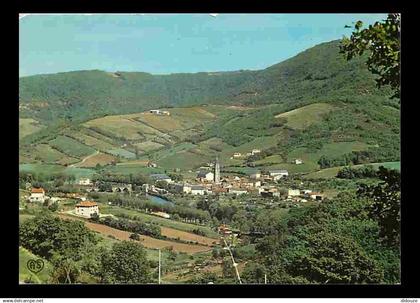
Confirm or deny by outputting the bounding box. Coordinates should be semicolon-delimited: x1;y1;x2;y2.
19;39;395;126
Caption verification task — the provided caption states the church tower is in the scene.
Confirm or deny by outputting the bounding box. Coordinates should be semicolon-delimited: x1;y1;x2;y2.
214;156;220;183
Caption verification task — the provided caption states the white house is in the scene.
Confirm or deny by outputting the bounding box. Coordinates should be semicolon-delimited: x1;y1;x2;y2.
288;189;300;197
150;174;172;183
171;183;192;194
232;152;242;159
28;188;46;203
294;159;303;165
78;178;92;186
310;192;324;201
75;201;99;218
197;171;214;182
190;185;206;195
251;149;261;155
250;172;261;179
269;170;289;180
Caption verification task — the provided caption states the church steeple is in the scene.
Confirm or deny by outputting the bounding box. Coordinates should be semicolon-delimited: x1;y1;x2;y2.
214;156;220;183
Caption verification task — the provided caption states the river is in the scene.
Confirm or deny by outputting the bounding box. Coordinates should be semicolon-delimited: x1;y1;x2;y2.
146;194;174;207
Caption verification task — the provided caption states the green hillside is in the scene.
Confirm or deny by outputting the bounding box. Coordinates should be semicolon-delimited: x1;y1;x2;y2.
19;39;400;175
19;40;396;126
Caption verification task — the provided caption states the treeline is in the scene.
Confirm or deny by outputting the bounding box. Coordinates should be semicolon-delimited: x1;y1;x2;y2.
336;165;378;179
99;216;161;238
318;149;399;169
107;195;211;224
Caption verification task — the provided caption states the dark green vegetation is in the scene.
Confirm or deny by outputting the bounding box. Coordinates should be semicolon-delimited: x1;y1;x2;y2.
19;39;399;177
19;40;388;125
19;36;400;284
242;168;400;284
341;14;400;98
19;214;152;284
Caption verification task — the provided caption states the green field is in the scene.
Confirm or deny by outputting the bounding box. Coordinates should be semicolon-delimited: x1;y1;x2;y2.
157;150;209;170
49;135;96;158
20;163;96;178
19;247;52;284
99;203;219;238
84;115;169;141
19;118;44;139
107;148;136;159
275;102;336;129
103;165;165;175
304;161;401;179
66;130;117;151
33;144;79;165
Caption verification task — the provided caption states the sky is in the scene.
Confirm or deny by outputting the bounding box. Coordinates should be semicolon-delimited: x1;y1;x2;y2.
19;13;387;77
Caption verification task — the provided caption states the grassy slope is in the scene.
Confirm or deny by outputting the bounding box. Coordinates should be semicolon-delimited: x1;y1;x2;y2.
19;247;52;284
19;40;399;174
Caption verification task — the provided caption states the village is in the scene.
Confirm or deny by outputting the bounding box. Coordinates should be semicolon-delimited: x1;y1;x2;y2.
25;155;324;221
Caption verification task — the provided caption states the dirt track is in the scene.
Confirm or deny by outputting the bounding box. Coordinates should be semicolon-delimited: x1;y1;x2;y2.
160;226;219;246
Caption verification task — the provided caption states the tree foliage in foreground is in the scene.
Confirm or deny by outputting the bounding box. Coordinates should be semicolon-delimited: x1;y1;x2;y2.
250;168;400;284
340;13;400;98
358;166;401;247
100;241;151;284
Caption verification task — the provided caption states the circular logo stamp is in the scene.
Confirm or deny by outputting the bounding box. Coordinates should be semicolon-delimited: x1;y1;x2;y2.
27;259;44;274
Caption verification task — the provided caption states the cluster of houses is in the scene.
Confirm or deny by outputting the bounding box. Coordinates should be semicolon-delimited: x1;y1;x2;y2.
26;186;100;218
149;109;170;116
231;149;261;159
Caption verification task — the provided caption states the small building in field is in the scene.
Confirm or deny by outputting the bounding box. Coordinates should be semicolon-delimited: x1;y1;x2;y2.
294;159;303;165
147;161;157;168
249;172;261;179
251;149;261;155
78;178;92;186
160;110;170;116
150;174;172;183
75;201;99;218
218;224;232;236
190;185;206;195
151;211;171;219
288;189;301;197
269;170;289;180
197;171;214;182
260;187;280;198
171;183;192;194
310;192;324;201
28;188;45;203
232;152;242;159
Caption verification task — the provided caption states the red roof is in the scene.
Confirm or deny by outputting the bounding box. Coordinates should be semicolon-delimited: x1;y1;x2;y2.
31;188;45;194
75;201;98;207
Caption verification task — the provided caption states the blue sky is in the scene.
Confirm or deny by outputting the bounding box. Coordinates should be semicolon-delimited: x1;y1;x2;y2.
19;14;387;77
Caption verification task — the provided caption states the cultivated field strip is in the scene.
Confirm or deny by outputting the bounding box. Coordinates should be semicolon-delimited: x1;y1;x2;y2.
58;214;214;254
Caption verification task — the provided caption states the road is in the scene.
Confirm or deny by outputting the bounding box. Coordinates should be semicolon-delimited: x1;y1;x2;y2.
69;150;99;168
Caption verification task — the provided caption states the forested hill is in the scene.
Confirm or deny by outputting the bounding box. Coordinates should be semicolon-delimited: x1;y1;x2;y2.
19;40;395;124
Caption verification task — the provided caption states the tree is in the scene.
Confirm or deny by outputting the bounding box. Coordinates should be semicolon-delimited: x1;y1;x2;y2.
90;212;100;222
100;241;151;284
129;233;140;241
287;230;383;284
340;14;401;98
242;262;267;284
222;257;235;279
48;202;59;212
358;166;401;247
